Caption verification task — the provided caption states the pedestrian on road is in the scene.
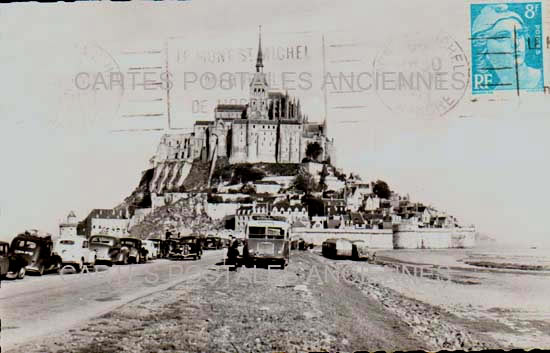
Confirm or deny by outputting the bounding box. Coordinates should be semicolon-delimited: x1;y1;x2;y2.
227;239;240;270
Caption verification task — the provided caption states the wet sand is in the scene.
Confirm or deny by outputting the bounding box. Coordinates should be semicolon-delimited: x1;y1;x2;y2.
363;248;550;349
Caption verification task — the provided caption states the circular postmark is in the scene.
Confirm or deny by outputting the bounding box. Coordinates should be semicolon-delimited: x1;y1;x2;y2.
49;42;124;133
373;32;470;118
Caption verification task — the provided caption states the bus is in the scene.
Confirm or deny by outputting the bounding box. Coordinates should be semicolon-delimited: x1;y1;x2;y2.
243;218;290;269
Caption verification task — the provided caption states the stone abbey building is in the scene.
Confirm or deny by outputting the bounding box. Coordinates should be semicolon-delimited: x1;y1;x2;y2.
153;31;333;166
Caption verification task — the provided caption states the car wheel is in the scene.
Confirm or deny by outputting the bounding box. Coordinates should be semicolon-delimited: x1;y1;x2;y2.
17;267;26;279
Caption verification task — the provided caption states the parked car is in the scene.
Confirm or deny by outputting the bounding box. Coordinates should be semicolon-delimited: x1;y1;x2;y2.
163;238;179;258
143;240;158;260
322;238;353;259
204;236;223;250
351;240;371;261
168;236;202;260
119;237;147;264
1;241;27;279
220;236;231;248
10;232;61;275
54;237;96;272
0;241;10;278
89;235;122;266
147;239;162;259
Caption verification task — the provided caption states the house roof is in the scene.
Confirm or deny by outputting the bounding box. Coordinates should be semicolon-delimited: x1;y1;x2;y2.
364;213;383;220
88;209;128;220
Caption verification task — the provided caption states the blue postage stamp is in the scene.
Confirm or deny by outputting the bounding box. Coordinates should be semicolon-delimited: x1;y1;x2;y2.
470;2;544;94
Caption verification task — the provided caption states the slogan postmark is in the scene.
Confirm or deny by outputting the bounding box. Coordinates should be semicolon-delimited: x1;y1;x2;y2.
470;2;544;94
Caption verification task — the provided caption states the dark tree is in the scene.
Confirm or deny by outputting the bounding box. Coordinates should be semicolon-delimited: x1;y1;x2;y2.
373;180;391;199
305;142;323;161
273;199;291;209
231;164;266;184
292;173;316;194
301;194;325;217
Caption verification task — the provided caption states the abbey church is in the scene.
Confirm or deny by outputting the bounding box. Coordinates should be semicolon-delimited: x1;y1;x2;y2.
153;30;333;166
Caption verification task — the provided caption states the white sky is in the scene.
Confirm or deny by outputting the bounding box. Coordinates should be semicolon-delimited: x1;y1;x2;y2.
1;0;549;247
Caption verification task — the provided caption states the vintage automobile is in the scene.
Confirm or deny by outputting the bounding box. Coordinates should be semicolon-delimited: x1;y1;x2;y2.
220;236;231;248
89;235;122;266
143;240;158;260
54;237;96;272
119;237;148;264
1;241;26;279
1;241;28;279
10;232;61;275
168;236;202;260
351;240;371;261
0;241;10;278
322;238;353;259
204;236;223;250
148;239;163;259
163;238;180;258
243;219;291;269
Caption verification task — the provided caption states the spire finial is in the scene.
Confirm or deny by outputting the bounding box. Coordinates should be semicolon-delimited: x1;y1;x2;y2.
256;25;263;72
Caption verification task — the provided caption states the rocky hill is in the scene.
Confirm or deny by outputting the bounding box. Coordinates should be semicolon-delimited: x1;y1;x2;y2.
128;194;223;239
115;168;155;211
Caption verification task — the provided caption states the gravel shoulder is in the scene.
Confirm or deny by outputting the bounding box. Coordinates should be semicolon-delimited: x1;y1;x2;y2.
10;251;507;352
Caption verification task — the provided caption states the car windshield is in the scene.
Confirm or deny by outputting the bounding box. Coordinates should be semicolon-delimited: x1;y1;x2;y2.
121;240;138;247
0;245;7;255
91;237;114;245
181;238;196;244
15;240;37;250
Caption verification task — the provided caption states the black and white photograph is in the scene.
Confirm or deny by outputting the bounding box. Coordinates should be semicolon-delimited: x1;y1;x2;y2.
1;0;549;352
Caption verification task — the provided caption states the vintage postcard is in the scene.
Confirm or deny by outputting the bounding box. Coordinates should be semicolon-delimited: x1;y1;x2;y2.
1;0;549;352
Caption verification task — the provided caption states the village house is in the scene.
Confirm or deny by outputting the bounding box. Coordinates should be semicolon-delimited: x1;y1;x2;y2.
311;216;326;229
364;195;381;211
59;211;79;238
81;209;130;238
270;205;308;224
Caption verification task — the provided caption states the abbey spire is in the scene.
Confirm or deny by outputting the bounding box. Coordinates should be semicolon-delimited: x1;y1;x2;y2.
248;25;269;119
256;25;264;73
